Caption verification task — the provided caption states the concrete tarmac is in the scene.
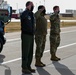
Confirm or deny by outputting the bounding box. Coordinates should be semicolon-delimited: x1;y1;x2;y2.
0;26;76;75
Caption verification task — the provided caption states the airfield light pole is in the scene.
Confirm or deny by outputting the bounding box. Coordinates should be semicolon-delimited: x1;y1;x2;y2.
36;3;37;11
36;1;41;11
39;1;41;4
16;3;18;13
44;0;45;6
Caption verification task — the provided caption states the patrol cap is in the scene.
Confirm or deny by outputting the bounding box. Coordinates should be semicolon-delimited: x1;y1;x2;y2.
53;6;59;10
38;5;44;10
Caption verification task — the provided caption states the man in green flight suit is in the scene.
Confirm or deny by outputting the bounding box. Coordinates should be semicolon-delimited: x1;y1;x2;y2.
20;1;35;74
50;6;61;61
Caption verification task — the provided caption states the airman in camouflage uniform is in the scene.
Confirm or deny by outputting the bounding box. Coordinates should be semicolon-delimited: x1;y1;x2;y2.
50;6;61;61
35;5;47;67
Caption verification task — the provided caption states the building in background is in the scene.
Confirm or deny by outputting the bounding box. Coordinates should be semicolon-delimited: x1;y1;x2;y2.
66;9;76;17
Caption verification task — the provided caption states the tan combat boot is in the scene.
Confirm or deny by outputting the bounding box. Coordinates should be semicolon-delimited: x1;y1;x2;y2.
51;53;61;61
35;58;46;67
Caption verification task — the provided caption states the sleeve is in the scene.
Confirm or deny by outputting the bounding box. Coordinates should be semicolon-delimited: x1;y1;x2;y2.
50;14;57;21
35;10;41;19
20;11;28;21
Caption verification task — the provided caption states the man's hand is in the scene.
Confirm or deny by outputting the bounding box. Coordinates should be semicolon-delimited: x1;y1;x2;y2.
39;7;45;12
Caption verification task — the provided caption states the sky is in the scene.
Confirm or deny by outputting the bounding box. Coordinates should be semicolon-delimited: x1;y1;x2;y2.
5;0;76;13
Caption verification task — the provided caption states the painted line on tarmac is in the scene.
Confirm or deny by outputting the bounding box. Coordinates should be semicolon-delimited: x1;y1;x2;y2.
44;42;76;53
2;58;21;65
7;38;20;42
1;42;76;65
2;28;76;64
61;30;76;34
47;30;76;36
6;30;76;42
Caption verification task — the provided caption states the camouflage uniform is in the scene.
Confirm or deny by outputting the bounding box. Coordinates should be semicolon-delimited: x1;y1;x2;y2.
35;10;47;59
50;13;61;55
35;35;46;58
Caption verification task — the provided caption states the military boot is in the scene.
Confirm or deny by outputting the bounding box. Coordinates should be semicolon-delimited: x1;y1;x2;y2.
35;58;45;67
40;61;46;66
55;56;61;60
51;53;61;61
22;68;31;74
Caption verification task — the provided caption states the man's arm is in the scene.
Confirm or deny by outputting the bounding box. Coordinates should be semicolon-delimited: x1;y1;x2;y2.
35;10;41;19
50;14;57;21
35;7;45;19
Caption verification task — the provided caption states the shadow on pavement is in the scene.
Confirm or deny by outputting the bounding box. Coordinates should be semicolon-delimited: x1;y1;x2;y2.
36;67;51;75
4;65;11;75
0;64;11;75
52;61;75;75
22;73;33;75
0;54;11;75
0;54;5;63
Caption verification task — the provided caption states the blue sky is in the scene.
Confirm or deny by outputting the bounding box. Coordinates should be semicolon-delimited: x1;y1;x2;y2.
5;0;76;13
